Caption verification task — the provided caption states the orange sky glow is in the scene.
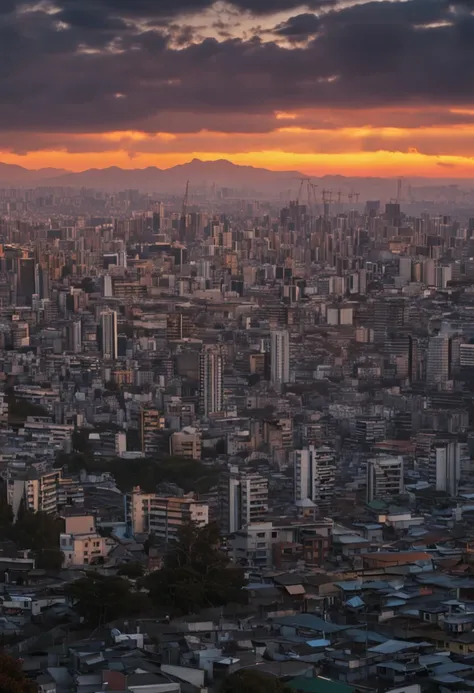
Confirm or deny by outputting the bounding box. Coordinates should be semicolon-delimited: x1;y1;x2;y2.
0;127;474;178
4;116;474;178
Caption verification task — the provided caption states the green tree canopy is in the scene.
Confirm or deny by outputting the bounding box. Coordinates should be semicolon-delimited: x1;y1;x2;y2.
65;572;149;626
58;452;220;494
146;522;246;615
0;653;37;693
220;670;291;693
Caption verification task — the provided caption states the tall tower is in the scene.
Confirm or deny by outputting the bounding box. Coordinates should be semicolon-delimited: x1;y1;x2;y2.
199;345;223;416
429;442;461;496
426;334;450;389
100;310;118;361
219;467;268;533
270;329;290;386
293;446;336;513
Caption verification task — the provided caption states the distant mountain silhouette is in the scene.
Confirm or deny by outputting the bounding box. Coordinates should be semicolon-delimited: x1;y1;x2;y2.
0;158;470;200
41;158;304;193
0;162;68;184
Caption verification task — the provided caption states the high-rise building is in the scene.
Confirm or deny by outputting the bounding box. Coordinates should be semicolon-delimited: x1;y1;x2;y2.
373;297;406;343
34;263;50;299
102;274;113;297
17;257;35;305
199;345;223;416
11;318;29;349
355;417;386;445
294;446;336;513
99;310;118;360
219;468;269;534
167;311;192;341
367;456;404;502
429;442;462;496
385;329;416;381
426;334;450;389
140;408;165;454
270;329;290;386
67;320;82;353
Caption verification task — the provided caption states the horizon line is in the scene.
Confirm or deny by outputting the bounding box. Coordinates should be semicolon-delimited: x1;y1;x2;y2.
1;157;474;181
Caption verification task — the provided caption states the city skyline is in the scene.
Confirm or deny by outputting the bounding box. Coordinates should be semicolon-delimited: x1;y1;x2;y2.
1;0;473;176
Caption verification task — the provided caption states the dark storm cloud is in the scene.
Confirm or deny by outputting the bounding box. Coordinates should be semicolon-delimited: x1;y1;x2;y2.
274;13;321;39
0;0;473;136
54;0;337;19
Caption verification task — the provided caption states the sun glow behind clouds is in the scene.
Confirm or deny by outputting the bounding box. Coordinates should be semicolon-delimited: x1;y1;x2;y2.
3;146;474;178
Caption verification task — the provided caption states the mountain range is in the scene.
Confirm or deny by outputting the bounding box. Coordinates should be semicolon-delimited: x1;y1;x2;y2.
0;158;304;194
0;158;471;200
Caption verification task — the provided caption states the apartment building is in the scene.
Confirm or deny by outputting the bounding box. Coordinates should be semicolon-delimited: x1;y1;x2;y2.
219;467;269;534
367;456;404;502
60;514;110;567
169;426;202;459
127;487;209;542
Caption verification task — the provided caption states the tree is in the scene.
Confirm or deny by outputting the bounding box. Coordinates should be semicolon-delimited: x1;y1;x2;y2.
80;277;95;293
220;670;291;693
35;548;64;572
10;509;63;551
58;453;221;495
0;653;37;693
146;522;246;615
66;572;149;625
117;562;144;579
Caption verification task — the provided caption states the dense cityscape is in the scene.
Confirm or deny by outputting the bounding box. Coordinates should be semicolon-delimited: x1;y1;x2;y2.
2;0;474;689
0;169;474;693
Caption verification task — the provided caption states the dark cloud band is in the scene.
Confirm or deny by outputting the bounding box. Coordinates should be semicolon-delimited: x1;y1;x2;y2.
0;0;471;136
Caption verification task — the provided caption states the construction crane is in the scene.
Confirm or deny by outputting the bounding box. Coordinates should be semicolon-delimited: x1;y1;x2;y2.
322;189;333;204
294;177;316;208
179;180;189;240
182;179;189;218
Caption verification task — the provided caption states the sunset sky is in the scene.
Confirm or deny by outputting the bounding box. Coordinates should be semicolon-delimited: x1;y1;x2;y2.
2;0;474;177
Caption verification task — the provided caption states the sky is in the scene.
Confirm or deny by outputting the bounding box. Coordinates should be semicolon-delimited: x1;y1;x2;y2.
1;0;474;177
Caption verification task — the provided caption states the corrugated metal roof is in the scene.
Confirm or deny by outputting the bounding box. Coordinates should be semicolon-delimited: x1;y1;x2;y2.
369;639;429;654
273;614;346;634
285;585;306;596
288;676;354;693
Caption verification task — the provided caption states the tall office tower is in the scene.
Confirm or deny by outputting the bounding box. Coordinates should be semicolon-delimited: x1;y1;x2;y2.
366;456;404;502
67;320;82;353
219;467;269;533
293;446;336;513
398;256;412;284
11;319;30;349
199;345;223;416
436;264;453;289
102;274;113;298
270;329;290;386
100;310;118;361
34;263;50;299
17;257;35;305
429;442;461;496
373;297;406;343
385;202;401;227
167;311;192;341
426;334;450;389
385;329;414;381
